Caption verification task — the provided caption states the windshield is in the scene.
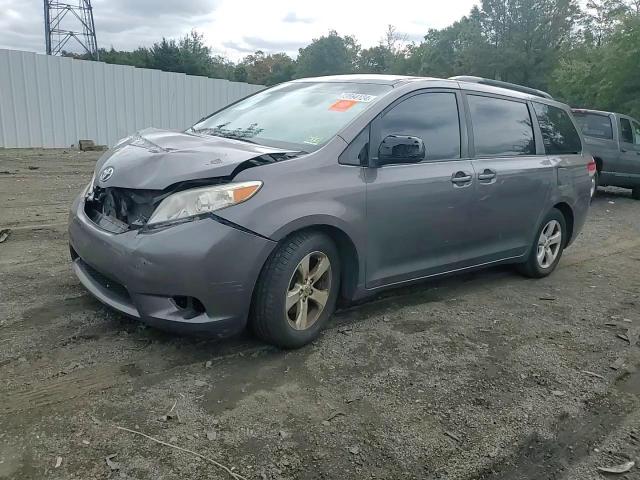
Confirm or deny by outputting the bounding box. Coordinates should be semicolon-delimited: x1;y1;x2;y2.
190;82;392;151
573;112;613;140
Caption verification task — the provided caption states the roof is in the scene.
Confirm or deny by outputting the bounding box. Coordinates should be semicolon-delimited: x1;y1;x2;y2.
571;108;615;116
291;74;425;85
290;74;570;108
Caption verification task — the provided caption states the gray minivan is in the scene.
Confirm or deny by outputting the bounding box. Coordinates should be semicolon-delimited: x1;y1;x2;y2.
69;74;592;348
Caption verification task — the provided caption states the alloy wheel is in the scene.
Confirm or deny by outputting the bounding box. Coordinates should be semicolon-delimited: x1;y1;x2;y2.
285;251;332;330
536;220;562;269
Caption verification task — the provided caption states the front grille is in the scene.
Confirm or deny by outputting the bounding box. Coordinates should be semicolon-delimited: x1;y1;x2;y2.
84;187;163;233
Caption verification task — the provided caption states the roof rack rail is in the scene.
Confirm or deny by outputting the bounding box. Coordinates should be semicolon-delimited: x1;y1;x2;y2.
449;76;553;100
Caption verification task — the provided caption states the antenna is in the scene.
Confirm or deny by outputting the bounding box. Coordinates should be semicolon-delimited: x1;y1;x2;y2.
44;1;99;60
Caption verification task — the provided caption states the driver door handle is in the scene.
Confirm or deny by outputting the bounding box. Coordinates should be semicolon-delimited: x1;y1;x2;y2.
451;171;473;185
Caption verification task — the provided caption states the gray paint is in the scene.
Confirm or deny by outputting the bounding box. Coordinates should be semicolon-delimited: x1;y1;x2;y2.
0;49;263;148
573;109;640;188
69;75;592;334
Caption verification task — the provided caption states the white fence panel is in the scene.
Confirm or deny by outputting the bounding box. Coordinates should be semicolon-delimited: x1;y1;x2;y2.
0;49;264;148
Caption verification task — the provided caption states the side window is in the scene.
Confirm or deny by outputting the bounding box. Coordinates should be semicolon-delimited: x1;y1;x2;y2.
632;121;640;145
532;103;582;155
620;118;634;144
572;112;613;139
339;127;369;166
468;95;535;157
376;92;461;161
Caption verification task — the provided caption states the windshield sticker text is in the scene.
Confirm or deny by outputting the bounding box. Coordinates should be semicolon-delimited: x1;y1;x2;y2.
339;93;377;103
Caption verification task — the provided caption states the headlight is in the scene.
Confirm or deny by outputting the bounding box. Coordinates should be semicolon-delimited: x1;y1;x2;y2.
147;181;262;226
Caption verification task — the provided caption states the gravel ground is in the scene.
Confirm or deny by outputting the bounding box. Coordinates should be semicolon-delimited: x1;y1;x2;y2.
1;148;640;480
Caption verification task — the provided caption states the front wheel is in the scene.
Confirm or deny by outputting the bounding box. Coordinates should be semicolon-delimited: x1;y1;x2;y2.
251;231;340;348
516;209;567;278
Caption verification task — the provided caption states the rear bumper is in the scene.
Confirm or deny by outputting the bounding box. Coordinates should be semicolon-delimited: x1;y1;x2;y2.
68;193;276;336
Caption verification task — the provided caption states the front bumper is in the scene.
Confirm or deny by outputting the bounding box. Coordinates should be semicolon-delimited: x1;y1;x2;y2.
68;194;276;336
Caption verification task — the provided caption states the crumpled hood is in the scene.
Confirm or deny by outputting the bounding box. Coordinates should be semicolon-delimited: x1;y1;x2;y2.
94;128;296;190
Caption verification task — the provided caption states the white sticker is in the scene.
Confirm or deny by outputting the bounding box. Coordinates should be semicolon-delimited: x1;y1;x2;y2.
339;92;377;103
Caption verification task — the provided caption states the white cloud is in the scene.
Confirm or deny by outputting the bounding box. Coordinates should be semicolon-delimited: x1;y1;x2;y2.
0;0;479;61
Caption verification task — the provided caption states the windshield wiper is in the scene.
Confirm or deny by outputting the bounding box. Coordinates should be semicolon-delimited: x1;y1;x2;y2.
191;123;264;144
214;132;258;144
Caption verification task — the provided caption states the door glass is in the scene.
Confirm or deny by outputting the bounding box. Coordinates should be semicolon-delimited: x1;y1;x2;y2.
632;121;640;145
620;118;634;144
468;95;535;156
532;103;582;154
376;92;461;162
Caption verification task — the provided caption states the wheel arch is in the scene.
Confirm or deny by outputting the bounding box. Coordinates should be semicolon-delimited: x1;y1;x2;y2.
553;201;575;245
593;156;603;172
269;217;363;302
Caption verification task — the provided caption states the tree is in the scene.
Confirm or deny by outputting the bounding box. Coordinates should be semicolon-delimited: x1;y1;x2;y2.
550;12;640;118
583;0;629;45
405;9;491;78
358;25;408;74
238;51;295;85
295;31;359;78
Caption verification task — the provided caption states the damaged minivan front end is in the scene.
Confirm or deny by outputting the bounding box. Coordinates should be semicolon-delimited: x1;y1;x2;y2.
82;128;302;234
68;128;302;335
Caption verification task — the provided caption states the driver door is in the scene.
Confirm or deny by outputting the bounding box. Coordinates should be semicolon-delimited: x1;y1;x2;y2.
619;117;640;178
364;90;480;289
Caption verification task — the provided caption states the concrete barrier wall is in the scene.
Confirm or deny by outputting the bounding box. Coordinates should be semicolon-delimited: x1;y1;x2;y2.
0;49;264;148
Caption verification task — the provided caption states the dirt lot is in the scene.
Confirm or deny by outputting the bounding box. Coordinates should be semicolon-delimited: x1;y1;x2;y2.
1;148;640;480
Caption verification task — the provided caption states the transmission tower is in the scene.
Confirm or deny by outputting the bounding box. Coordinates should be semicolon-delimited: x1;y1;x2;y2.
44;1;99;60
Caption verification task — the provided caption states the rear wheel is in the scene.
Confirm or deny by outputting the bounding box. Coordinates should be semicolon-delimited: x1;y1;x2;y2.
632;187;640;200
251;231;340;348
517;208;566;278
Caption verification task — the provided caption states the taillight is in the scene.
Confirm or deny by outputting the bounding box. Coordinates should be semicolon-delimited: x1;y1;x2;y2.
587;157;597;176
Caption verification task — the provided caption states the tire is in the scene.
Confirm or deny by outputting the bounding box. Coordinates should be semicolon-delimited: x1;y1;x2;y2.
590;171;598;200
516;208;567;278
251;231;340;348
632;187;640;200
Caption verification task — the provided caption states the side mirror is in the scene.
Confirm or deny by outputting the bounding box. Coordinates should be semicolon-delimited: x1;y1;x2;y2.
377;135;425;165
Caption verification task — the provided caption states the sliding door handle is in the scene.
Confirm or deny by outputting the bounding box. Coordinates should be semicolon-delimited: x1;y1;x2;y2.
478;169;497;181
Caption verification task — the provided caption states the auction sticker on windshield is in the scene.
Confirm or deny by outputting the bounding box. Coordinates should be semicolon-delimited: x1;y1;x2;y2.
329;99;358;112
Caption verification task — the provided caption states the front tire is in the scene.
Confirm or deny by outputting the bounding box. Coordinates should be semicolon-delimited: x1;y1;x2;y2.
251;231;340;348
517;208;567;278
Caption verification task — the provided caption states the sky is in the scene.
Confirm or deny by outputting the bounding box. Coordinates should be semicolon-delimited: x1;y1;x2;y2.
0;0;479;62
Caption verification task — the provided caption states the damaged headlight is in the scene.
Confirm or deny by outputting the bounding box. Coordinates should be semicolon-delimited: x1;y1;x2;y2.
147;181;262;226
84;172;96;197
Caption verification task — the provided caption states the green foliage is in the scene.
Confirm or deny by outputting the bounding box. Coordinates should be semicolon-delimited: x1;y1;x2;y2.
552;13;640;118
237;51;296;86
62;3;640;117
295;31;360;78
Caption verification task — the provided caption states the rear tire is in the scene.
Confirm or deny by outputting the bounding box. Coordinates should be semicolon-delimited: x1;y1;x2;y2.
632;187;640;200
590;171;598;200
251;231;340;349
516;208;567;278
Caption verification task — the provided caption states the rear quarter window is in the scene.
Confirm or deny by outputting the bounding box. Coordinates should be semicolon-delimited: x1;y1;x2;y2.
533;103;582;155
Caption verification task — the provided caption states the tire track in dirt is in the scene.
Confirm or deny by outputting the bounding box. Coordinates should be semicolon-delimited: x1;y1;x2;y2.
0;364;141;415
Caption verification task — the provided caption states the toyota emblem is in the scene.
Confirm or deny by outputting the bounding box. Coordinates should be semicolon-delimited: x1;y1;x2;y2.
100;167;114;182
